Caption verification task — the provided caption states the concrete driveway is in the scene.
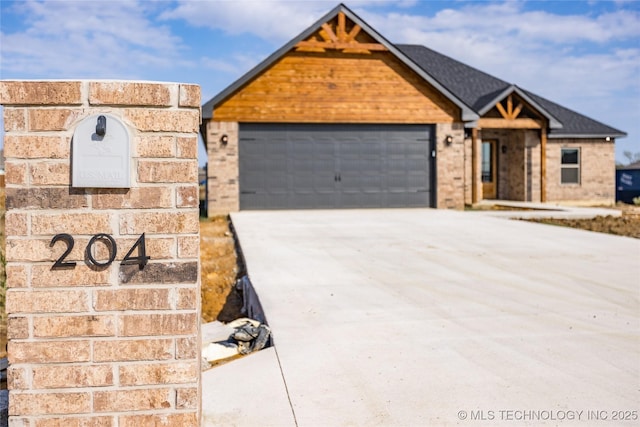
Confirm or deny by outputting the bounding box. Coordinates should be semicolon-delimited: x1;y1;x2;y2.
204;209;639;426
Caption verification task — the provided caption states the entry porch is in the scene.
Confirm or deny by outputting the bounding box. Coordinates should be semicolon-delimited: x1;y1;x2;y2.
466;91;550;205
469;128;546;204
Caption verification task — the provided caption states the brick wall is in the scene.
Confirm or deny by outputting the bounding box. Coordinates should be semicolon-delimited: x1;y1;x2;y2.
436;123;465;209
1;80;202;426
205;121;239;216
546;138;615;204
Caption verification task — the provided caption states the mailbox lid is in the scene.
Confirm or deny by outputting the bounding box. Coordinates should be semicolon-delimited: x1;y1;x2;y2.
72;113;131;188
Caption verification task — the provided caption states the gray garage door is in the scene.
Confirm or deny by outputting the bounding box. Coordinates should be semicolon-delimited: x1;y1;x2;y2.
239;123;434;209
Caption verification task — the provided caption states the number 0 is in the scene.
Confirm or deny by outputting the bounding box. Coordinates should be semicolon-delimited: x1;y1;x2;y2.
86;233;117;267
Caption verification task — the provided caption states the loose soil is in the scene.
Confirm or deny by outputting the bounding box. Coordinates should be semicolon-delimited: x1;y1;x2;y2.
524;204;640;239
0;188;5;360
199;216;244;323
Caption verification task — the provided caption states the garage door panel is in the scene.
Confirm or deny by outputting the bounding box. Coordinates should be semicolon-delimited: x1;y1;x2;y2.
292;172;313;191
292;159;314;173
405;142;428;155
405;194;430;207
314;181;337;194
361;173;384;192
405;157;428;169
265;173;288;191
265;194;289;209
312;193;337;209
361;193;384;208
408;173;430;191
239;124;433;209
387;173;408;190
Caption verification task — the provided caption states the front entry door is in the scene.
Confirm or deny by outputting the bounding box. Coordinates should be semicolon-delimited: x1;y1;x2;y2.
482;140;497;199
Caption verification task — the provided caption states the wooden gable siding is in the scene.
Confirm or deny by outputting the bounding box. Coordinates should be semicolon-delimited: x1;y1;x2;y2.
213;50;459;123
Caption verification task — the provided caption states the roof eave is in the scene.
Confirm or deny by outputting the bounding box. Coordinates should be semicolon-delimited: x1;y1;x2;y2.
202;3;478;122
548;132;627;139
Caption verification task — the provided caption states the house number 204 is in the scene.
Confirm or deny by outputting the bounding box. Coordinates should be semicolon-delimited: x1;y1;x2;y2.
50;233;150;270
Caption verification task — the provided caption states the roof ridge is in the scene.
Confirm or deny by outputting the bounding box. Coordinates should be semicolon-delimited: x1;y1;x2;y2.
395;44;511;112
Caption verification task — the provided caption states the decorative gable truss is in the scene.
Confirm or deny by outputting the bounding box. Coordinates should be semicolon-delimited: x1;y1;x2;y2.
295;12;388;53
479;93;545;129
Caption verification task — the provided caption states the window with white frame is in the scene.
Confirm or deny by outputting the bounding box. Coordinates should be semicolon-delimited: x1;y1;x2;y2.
560;148;580;184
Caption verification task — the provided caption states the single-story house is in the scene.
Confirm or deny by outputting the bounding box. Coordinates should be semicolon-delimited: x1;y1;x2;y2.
201;3;626;215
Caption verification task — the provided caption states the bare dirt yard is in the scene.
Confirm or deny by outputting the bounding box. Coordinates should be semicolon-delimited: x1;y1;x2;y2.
199;216;244;323
0;188;5;360
524;204;640;239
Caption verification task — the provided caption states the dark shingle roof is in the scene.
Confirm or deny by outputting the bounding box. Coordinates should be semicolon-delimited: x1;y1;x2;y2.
521;89;626;138
395;44;510;112
396;44;626;138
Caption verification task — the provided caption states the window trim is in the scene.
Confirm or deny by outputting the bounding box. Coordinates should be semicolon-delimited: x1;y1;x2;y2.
560;147;580;185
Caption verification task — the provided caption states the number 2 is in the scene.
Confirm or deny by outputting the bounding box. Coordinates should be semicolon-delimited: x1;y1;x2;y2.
50;233;76;269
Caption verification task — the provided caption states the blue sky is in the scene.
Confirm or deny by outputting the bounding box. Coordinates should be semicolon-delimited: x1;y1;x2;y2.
1;0;639;165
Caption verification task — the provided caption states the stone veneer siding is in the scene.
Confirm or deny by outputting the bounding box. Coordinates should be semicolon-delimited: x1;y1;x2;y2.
545;138;615;204
1;80;202;426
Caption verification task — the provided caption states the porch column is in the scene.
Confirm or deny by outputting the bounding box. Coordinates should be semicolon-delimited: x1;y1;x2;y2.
541;129;547;202
471;128;480;204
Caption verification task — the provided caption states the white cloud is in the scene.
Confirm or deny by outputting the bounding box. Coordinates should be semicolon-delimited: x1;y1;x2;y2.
0;0;187;78
362;2;640;49
159;0;328;42
357;2;639;130
160;0;419;43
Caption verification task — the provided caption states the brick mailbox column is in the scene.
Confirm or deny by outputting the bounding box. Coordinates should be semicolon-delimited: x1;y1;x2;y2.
1;80;202;426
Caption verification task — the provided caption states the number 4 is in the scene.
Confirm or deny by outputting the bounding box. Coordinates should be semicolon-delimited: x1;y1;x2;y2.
121;233;151;269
